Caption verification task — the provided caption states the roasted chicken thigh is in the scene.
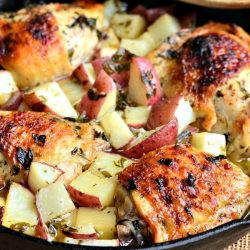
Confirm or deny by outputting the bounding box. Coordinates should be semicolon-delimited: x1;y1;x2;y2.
0;111;108;182
0;2;104;88
148;23;250;160
119;144;250;243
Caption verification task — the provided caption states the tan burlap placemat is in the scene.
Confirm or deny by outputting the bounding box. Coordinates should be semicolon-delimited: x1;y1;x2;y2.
225;233;250;250
179;0;250;9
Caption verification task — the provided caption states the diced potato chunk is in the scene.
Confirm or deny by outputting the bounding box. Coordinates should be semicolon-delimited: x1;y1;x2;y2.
60;209;77;229
59;78;86;106
124;106;151;127
121;38;153;57
0;71;18;105
100;111;134;149
36;182;75;223
24;82;78;118
89;151;134;177
138;32;155;48
191;132;226;156
174;98;196;134
111;13;147;39
104;0;119;20
101;28;120;49
100;47;118;57
69;170;117;207
76;207;117;239
2;183;38;234
28;162;63;192
148;14;180;46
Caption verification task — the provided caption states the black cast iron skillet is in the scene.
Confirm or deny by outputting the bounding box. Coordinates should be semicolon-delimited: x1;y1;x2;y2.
0;0;249;249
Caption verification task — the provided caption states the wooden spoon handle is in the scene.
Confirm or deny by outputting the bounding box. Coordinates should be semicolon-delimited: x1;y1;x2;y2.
178;0;250;9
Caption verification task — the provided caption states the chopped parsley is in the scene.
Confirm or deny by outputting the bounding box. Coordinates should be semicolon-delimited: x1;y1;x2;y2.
87;88;107;101
103;48;132;75
114;158;127;168
16;147;33;170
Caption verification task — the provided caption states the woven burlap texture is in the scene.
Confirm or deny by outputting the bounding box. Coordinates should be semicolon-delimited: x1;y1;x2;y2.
225;233;250;250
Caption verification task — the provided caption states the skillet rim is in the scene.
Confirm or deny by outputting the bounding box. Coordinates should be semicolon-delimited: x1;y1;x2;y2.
0;0;249;249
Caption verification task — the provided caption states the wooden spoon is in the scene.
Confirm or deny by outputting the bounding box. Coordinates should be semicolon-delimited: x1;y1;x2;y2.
178;0;250;9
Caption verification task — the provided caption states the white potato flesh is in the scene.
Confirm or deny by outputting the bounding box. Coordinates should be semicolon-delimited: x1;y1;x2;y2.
101;28;120;49
79;63;96;85
104;0;119;20
2;183;38;230
55;162;82;185
97;89;117;119
69;170;117;207
80;239;119;246
111;13;146;39
61;209;78;227
36;182;75;223
88;151;134;177
191;132;226;156
174;98;196;134
83;63;96;84
138;32;157;50
25;82;78;118
28;162;63;192
148;14;180;47
0;71;18;105
121;38;153;57
124;106;152;127
58;78;86;106
100;47;118;57
76;207;117;239
100;111;134;149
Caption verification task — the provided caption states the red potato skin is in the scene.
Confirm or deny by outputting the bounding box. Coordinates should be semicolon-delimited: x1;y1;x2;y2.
35;213;49;241
121;118;178;159
64;231;98;240
128;123;146;129
56;162;81;185
1;91;23;111
0;207;4;225
130;5;175;24
78;69;116;120
130;5;196;28
146;96;182;130
23;92;59;116
130;57;163;106
67;185;102;209
91;57;109;75
73;64;93;90
92;57;129;87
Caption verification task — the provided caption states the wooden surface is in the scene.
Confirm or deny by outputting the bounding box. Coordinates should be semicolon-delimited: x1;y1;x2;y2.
179;0;250;8
226;233;250;249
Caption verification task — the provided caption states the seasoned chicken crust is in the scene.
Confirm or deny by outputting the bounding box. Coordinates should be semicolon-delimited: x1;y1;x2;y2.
0;111;108;169
0;2;104;88
119;144;250;243
147;23;250;160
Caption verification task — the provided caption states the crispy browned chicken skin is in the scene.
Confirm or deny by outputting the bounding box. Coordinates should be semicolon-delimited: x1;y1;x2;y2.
148;23;250;160
0;111;108;170
119;144;250;243
0;2;104;88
